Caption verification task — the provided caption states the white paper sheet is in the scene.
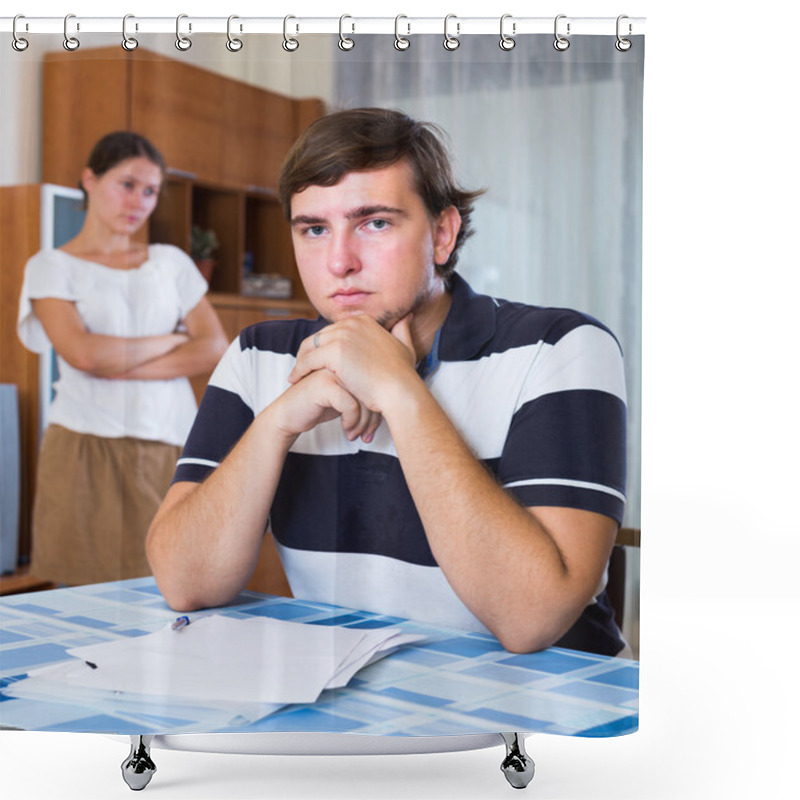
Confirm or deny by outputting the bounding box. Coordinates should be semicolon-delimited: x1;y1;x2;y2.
9;615;426;723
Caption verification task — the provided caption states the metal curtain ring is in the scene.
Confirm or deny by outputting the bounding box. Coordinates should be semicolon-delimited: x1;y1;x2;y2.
63;13;80;51
283;15;299;52
499;14;515;51
339;15;355;51
553;14;570;51
175;14;192;51
394;15;410;51
615;15;632;52
122;14;139;51
227;15;243;51
12;15;29;52
443;14;460;51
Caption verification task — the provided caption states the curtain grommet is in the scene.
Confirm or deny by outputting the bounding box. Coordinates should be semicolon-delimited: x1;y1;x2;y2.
63;13;80;51
12;15;29;51
443;14;460;51
122;14;139;51
175;14;192;51
615;15;632;52
499;14;516;51
554;14;570;52
394;15;410;51
226;15;243;52
338;15;355;51
283;15;299;52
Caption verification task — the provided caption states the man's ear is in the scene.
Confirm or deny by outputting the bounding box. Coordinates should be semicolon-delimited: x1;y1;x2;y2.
433;206;462;267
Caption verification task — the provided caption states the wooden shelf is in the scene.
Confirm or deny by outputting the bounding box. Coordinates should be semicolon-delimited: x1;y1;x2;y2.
42;45;325;307
208;293;314;313
0;568;57;597
148;182;304;301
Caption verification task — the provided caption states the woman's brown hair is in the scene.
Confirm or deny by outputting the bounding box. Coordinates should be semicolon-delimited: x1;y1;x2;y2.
79;131;166;205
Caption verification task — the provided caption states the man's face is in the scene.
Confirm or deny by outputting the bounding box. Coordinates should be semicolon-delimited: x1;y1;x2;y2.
289;161;458;328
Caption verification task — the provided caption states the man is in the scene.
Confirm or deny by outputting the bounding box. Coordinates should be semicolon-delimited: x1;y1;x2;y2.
147;108;629;656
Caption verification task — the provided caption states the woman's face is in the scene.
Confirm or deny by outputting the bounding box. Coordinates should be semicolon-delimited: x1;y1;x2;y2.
82;156;163;236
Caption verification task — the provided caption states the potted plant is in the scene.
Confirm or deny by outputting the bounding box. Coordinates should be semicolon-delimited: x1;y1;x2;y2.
190;225;220;283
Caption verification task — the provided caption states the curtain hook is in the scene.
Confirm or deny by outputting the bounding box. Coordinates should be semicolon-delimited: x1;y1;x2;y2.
615;15;632;52
394;15;410;51
338;15;355;51
283;15;299;52
63;13;80;51
122;14;139;51
12;14;29;52
499;14;516;51
553;14;570;52
226;15;243;51
175;14;192;51
443;14;460;51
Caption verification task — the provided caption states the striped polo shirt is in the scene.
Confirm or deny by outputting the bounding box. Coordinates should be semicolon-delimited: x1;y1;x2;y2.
174;274;628;655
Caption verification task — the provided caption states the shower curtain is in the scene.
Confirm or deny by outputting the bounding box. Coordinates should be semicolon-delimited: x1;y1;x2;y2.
0;15;644;796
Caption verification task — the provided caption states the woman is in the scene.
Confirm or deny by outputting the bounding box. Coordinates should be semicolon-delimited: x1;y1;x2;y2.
17;131;228;585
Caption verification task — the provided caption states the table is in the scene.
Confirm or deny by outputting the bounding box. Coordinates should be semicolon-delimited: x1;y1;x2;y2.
0;578;638;739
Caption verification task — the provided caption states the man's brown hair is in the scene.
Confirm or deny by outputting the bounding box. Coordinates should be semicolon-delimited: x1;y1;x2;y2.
279;108;484;279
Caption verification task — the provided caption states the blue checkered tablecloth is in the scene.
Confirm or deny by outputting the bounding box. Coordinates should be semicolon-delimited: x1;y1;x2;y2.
0;578;638;737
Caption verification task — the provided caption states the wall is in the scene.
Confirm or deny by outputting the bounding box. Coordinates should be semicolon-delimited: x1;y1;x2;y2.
0;56;43;186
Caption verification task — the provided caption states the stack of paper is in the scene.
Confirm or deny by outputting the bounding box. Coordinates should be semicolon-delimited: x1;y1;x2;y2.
5;615;425;727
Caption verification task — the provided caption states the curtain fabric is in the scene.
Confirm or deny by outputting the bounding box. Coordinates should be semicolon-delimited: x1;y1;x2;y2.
331;35;644;526
1;30;642;746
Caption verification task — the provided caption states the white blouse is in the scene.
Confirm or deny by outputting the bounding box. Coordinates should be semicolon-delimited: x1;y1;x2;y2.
18;244;209;446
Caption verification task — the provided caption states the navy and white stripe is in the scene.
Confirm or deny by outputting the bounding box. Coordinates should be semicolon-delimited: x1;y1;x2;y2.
174;274;627;654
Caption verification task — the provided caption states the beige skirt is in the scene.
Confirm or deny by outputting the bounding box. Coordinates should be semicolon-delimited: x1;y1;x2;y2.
29;424;181;586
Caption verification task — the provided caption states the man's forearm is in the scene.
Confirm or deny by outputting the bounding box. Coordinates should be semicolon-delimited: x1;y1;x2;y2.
287;316;616;653
147;369;377;611
146;407;295;611
382;380;613;653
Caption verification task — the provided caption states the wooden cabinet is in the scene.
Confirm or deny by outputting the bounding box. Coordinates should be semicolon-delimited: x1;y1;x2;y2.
222;79;298;191
210;293;317;336
42;57;130;190
2;49;324;580
42;46;325;305
130;57;228;185
0;186;41;565
189;293;315;404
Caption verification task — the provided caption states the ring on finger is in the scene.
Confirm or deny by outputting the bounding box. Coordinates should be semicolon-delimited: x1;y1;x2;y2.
313;332;321;349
